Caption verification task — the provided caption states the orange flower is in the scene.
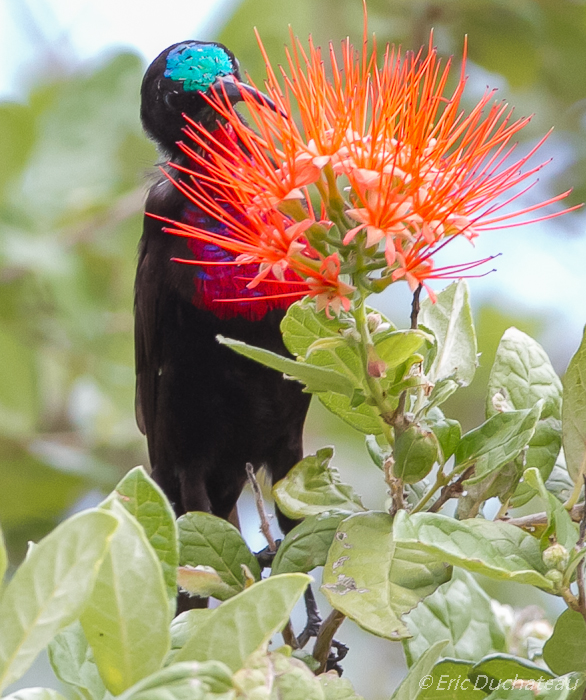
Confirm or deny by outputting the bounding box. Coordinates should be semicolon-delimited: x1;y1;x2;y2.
306;255;355;318
164;21;574;315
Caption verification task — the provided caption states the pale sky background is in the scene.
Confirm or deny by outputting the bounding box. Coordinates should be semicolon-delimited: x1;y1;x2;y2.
1;0;585;362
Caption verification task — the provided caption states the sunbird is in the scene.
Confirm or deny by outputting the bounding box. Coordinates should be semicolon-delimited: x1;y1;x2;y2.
135;41;311;534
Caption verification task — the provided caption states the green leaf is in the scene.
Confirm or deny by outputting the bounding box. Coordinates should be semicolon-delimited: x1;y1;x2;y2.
217;335;355;397
1;689;69;700
271;510;350;575
417;659;486;699
168;609;214;665
472;663;586;699
563;325;586;483
468;654;572;700
526;673;586;700
524;468;578;550
392;511;553;590
393;425;439;484
175;573;310;671
80;500;170;695
390;640;449;700
0;509;118;692
487;328;562;421
176;565;236;600
404;569;506;665
317;671;364;700
365;434;387;469
543;609;586;675
114;466;179;606
470;653;554;686
321;512;451;640
48;621;106;700
373;329;431;368
318;390;397;435
272;449;366;520
424;379;459;412
546;460;576;504
420;281;477;387
423;409;461;464
177;512;260;599
233;649;323;700
280;299;400;435
487;328;563;503
281;298;347;358
455;404;542;484
117;660;234;700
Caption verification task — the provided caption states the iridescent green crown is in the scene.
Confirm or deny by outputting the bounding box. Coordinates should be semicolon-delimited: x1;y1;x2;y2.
164;43;233;92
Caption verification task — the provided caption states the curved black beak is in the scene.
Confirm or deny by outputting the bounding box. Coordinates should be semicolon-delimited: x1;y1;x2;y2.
209;74;286;117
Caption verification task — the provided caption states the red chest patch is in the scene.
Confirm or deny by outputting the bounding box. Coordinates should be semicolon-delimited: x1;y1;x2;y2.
179;126;303;321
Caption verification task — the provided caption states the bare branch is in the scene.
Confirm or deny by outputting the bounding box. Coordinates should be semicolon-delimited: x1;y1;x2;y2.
246;463;277;552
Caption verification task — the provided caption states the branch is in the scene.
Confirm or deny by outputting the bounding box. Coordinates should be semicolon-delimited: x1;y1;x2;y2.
499;504;585;531
313;609;346;674
246;463;277;552
428;466;475;513
410;284;423;330
281;620;299;650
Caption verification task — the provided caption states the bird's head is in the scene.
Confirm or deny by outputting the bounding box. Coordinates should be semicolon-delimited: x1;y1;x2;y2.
141;40;273;154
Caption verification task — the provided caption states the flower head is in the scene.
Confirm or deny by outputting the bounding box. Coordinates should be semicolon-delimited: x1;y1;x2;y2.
161;21;574;315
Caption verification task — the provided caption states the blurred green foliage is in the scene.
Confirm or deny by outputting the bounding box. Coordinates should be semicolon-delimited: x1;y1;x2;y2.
0;0;584;572
0;52;155;560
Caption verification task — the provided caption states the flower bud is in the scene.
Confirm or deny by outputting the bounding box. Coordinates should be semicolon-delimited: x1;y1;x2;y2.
542;544;569;572
367;312;382;333
545;569;564;587
341;327;361;342
367;345;387;377
393;425;439;484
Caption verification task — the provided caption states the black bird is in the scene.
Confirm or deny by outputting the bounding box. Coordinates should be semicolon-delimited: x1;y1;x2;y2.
135;41;311;533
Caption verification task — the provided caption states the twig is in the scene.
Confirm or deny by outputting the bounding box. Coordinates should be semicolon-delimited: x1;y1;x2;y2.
576;476;586;614
297;587;322;648
389;391;409;433
246;463;277;552
499;504;585;531
385;462;405;517
282;620;299;650
313;609;346;674
246;464;299;649
410;284;423;330
428;466;475;513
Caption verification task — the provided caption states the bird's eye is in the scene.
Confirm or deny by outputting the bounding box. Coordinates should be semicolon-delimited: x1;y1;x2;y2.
164;91;179;109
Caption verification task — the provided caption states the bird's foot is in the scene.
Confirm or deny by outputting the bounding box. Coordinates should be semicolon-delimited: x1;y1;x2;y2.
254;540;282;569
325;639;349;676
297;586;322;648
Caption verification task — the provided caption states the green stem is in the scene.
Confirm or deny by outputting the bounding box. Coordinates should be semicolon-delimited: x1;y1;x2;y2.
353;295;395;445
411;469;450;514
565;464;586;510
